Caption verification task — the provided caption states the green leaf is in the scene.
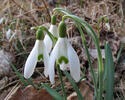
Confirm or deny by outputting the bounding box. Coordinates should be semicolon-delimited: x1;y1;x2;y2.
116;43;124;64
76;23;98;97
54;8;72;15
104;42;114;100
56;64;67;100
64;71;84;100
39;26;57;45
42;83;64;100
53;8;104;99
7;60;29;86
27;78;36;89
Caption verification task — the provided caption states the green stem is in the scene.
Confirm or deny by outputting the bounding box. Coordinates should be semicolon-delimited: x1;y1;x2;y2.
63;15;104;100
39;26;57;45
57;64;67;100
76;23;98;98
54;8;104;99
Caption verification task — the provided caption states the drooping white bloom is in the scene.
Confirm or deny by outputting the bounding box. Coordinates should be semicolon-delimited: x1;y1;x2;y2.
105;23;110;31
49;37;81;84
24;40;49;79
44;24;58;53
6;29;12;40
0;17;5;24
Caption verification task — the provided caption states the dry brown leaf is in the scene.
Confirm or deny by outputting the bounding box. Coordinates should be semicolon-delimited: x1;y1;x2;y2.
67;82;94;100
8;85;54;100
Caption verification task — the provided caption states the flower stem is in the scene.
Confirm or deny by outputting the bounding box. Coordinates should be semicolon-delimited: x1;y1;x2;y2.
56;64;67;100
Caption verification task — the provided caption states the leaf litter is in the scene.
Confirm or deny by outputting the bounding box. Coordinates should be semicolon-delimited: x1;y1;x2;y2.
0;0;125;99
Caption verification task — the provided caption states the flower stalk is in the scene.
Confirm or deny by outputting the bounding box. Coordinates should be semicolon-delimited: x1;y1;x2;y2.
57;64;67;100
53;8;105;100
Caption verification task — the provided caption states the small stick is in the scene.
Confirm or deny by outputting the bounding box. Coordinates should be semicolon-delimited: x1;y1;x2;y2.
41;0;51;22
11;0;40;25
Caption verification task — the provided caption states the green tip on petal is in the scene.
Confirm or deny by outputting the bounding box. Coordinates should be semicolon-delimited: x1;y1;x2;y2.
38;54;43;61
51;15;56;25
36;29;44;40
58;21;67;38
58;56;69;64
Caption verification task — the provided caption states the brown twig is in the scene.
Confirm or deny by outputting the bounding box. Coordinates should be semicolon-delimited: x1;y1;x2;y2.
11;0;40;26
41;0;51;22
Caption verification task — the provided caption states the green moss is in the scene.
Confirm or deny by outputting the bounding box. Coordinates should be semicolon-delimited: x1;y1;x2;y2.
58;56;69;64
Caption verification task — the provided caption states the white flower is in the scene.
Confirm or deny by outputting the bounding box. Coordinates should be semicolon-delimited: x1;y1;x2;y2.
24;40;49;79
49;37;81;84
6;29;12;40
44;24;58;53
105;23;110;31
0;17;5;24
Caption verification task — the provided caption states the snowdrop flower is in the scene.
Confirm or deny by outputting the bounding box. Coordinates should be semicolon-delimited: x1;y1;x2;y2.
6;29;12;40
0;17;5;24
105;23;110;31
49;21;81;84
24;29;49;79
44;15;58;53
104;16;110;31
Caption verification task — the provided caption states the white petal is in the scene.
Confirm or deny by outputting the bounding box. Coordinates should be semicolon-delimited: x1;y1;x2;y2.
44;34;52;53
60;62;69;71
67;42;80;82
49;25;58;37
44;25;58;53
57;38;68;70
48;39;60;84
105;23;110;30
37;40;44;62
0;17;5;24
6;29;12;40
24;40;39;79
43;42;50;77
56;38;68;59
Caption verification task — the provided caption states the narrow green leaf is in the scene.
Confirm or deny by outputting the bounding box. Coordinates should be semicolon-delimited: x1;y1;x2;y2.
76;23;98;97
64;71;84;100
104;42;114;100
27;78;36;89
53;8;72;15
7;60;29;86
39;26;57;45
57;64;67;100
42;83;64;100
116;43;124;64
53;8;104;99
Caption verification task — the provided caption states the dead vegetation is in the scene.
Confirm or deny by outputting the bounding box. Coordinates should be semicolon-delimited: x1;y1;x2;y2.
0;0;125;100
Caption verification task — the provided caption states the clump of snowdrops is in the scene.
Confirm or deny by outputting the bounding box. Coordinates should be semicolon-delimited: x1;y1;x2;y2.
23;8;114;100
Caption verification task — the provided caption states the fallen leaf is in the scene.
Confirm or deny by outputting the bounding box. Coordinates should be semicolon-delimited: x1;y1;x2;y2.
67;81;94;100
7;85;54;100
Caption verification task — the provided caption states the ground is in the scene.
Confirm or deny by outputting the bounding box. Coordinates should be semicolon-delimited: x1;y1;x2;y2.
0;0;125;100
